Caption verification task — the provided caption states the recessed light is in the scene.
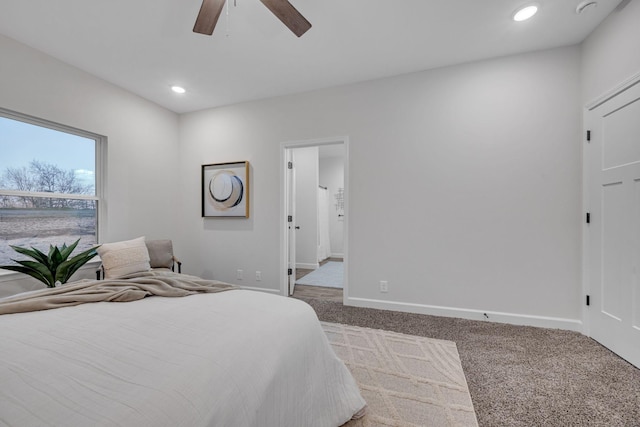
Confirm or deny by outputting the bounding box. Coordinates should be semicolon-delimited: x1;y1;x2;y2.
513;4;539;21
171;85;186;94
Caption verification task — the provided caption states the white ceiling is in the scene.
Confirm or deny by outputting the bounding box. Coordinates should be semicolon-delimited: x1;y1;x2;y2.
0;0;624;114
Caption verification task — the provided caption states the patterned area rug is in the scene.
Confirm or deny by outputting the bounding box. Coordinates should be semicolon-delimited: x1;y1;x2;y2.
296;261;343;288
322;322;478;427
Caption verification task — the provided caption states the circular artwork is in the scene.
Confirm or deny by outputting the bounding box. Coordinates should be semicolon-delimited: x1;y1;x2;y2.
208;170;244;209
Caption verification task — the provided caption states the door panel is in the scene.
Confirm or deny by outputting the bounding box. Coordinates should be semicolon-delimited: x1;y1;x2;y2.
586;80;640;368
602;97;640;169
601;181;626;320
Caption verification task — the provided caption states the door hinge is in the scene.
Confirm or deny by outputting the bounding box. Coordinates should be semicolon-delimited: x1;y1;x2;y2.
586;295;590;306
586;212;591;224
586;130;591;142
287;215;293;223
287;161;293;169
287;268;292;276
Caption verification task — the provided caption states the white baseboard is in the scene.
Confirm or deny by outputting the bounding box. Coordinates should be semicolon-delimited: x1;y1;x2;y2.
238;285;281;294
296;262;319;270
330;253;344;259
345;297;583;332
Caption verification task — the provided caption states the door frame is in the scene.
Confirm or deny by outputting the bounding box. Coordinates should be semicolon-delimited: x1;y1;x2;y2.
582;71;640;337
285;148;297;296
280;136;350;302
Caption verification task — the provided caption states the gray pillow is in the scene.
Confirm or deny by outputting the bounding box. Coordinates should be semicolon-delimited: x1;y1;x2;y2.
146;239;174;269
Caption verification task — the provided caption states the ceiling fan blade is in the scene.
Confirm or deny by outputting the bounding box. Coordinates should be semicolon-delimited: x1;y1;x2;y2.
193;0;227;35
259;0;312;37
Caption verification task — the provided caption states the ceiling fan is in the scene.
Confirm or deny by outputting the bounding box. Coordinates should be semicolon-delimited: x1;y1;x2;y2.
193;0;312;37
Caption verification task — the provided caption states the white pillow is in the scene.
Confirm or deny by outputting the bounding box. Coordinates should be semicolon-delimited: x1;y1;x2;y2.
97;237;151;279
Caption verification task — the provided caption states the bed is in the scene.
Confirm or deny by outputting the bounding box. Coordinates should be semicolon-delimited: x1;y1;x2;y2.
0;271;366;427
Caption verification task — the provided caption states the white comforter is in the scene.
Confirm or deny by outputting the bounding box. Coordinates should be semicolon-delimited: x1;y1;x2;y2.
0;289;365;427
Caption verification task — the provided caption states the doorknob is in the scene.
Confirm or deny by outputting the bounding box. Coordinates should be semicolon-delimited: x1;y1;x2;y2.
295;226;300;229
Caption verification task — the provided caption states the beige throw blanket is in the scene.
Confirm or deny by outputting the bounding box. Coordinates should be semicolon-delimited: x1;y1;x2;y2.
0;271;237;315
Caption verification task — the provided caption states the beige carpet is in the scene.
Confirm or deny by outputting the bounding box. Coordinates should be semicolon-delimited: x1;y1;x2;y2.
322;322;478;427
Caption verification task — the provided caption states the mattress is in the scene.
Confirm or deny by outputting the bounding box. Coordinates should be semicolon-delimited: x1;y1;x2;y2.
0;288;365;427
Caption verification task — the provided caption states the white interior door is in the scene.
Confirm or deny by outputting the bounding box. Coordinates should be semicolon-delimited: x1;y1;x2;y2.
286;149;297;296
586;80;640;368
317;187;332;262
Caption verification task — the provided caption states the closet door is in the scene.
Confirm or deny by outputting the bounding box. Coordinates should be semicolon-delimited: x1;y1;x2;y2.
585;79;640;369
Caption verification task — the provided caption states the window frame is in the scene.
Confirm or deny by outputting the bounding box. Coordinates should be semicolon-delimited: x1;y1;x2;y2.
0;107;107;275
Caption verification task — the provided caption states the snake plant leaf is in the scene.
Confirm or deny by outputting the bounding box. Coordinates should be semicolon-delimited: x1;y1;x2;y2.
11;260;55;287
1;240;100;288
50;246;64;267
0;264;50;285
56;246;100;283
9;245;49;265
59;240;79;260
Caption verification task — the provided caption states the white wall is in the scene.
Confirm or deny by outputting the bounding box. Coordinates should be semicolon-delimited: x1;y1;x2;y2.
319;155;344;257
293;146;319;269
0;34;180;293
581;0;640;104
179;46;583;329
4;10;631;330
0;28;596;330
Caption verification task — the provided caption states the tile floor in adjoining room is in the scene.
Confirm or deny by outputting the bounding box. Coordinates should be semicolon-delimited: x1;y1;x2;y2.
292;258;343;303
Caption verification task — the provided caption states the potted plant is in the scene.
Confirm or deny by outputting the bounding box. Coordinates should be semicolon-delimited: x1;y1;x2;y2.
0;239;100;288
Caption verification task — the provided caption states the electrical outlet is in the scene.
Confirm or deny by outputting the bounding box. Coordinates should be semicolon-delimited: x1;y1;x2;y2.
255;271;262;281
236;269;243;280
380;280;388;293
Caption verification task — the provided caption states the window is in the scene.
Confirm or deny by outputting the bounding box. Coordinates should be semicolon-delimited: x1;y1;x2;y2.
0;108;104;267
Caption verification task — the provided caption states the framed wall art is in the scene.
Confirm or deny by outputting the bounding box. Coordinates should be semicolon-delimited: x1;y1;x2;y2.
201;161;249;218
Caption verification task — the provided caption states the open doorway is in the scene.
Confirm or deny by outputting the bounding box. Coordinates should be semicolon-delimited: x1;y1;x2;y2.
281;137;348;304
